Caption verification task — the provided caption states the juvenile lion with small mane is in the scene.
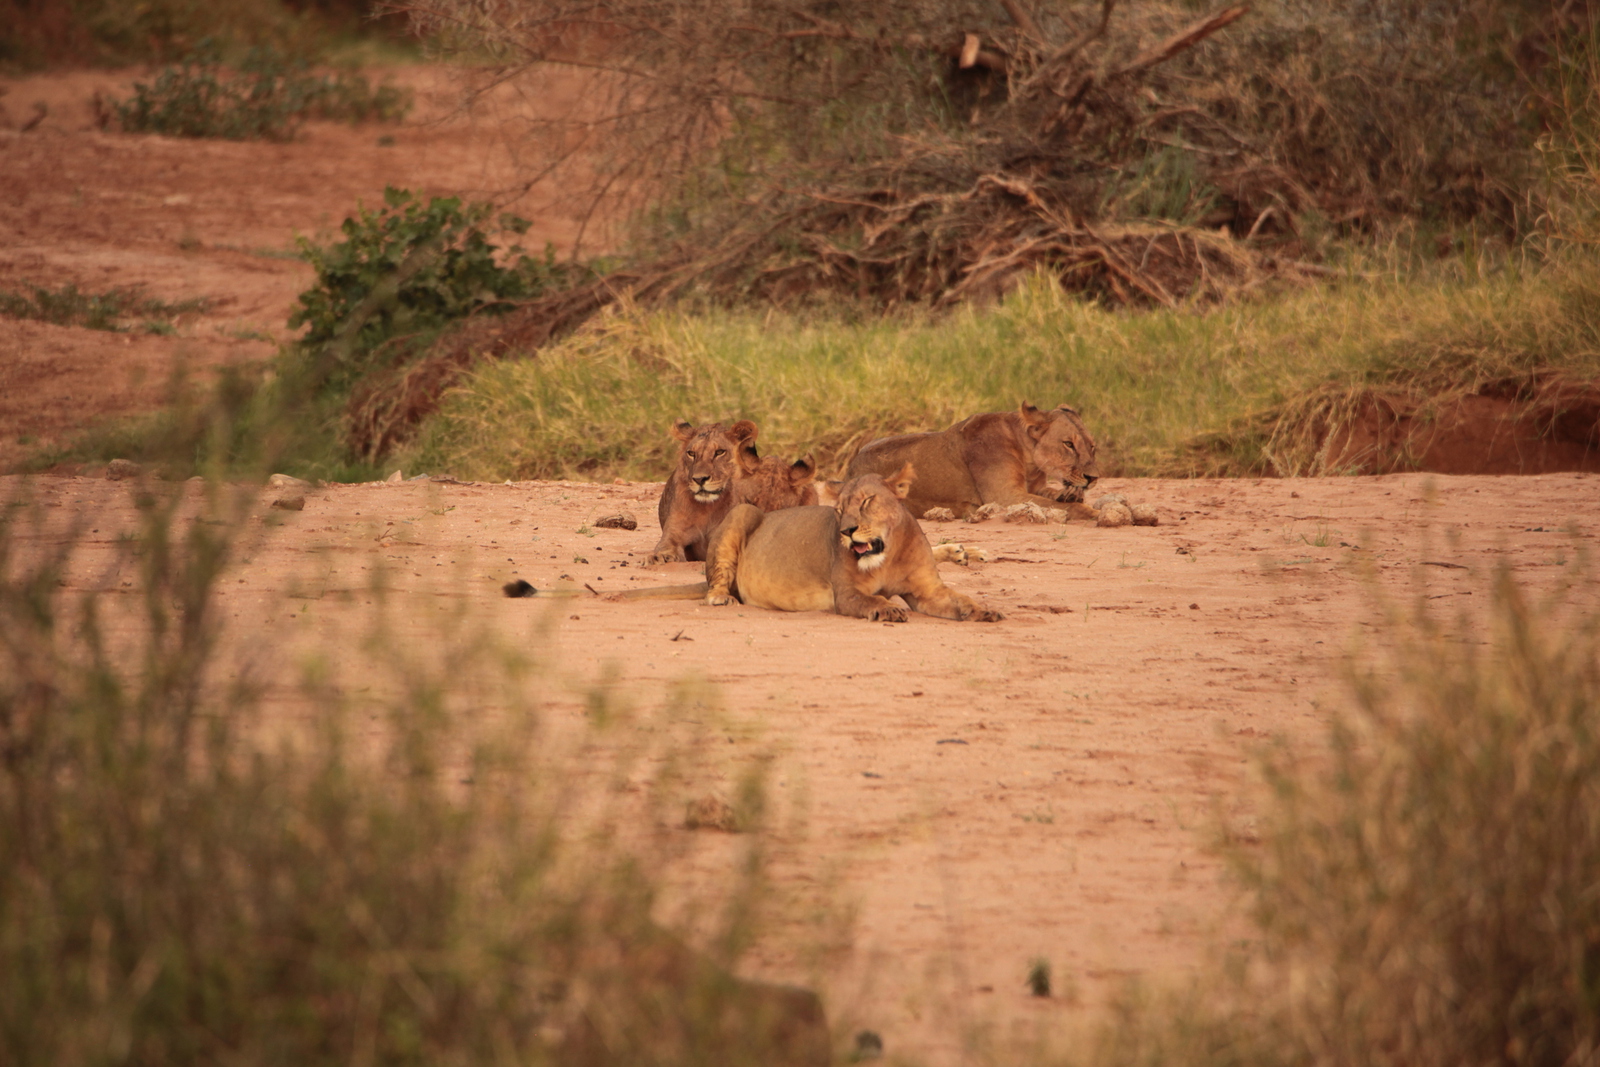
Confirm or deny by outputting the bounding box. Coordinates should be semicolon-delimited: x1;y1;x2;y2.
647;419;817;565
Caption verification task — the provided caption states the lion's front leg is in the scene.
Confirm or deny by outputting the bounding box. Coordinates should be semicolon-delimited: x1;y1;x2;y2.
703;504;765;606
647;538;688;565
898;569;1003;622
830;574;909;622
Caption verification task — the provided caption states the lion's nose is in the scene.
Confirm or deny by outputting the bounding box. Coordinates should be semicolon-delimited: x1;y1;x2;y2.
1083;474;1098;489
692;475;709;487
839;524;858;539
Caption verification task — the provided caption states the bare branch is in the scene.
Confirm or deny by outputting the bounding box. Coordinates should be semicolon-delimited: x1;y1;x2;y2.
1111;4;1250;80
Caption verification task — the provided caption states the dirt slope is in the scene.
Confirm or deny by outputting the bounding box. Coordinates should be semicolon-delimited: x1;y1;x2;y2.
0;64;610;470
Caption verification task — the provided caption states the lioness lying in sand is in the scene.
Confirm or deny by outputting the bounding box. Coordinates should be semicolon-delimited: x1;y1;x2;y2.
702;463;1001;622
846;403;1099;520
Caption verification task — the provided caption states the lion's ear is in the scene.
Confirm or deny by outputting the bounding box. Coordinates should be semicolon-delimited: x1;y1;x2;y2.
1057;404;1079;417
729;419;759;444
670;420;696;443
788;455;817;485
888;461;916;499
736;445;763;474
1018;403;1050;437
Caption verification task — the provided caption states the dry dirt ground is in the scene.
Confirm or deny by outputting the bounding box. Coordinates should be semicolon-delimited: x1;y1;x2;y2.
0;63;610;471
9;468;1600;1064
7;60;1600;1067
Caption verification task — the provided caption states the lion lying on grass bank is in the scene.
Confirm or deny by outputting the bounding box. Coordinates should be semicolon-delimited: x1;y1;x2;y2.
846;403;1100;520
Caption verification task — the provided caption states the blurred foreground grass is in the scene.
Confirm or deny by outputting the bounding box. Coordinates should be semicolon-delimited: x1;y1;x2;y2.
0;480;824;1066
1084;556;1600;1067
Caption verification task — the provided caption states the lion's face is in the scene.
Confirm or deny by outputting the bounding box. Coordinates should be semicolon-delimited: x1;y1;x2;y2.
1022;405;1099;492
671;419;757;505
835;464;914;572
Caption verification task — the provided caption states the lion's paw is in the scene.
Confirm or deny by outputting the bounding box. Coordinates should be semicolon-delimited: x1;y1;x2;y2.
1003;502;1049;524
647;548;685;566
870;604;909;623
968;503;1004;523
923;507;957;522
705;592;734;606
969;607;1005;622
931;542;969;566
1096;502;1134;528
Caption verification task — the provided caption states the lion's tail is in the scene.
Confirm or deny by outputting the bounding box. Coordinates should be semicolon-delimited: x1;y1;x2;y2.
607;581;710;602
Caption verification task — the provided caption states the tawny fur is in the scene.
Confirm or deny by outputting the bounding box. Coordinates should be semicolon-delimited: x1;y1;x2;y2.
700;463;1002;623
846;403;1101;520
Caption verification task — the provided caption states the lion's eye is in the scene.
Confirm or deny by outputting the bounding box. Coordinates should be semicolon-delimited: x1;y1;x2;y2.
685;451;696;460
714;449;726;458
1064;442;1077;453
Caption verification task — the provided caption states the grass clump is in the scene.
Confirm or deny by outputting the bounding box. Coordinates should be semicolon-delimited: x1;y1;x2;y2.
0;282;209;334
404;249;1600;482
1085;562;1600;1067
114;41;411;141
0;474;809;1065
1233;565;1600;1067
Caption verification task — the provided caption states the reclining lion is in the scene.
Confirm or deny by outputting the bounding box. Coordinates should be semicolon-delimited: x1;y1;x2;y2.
701;463;1001;622
647;420;817;564
845;403;1100;520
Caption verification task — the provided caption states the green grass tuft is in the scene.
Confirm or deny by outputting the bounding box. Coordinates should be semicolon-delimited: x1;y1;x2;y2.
0;283;209;333
114;41;411;141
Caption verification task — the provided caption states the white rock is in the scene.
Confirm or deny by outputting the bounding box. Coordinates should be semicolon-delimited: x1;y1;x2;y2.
386;470;405;484
267;473;311;489
1097;502;1133;527
1003;502;1049;524
1130;503;1159;526
968;503;1004;523
922;507;957;522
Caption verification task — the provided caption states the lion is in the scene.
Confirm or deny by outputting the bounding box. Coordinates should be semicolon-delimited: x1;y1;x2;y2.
647;419;758;564
845;403;1100;520
700;463;1002;622
734;453;819;510
648;419;818;565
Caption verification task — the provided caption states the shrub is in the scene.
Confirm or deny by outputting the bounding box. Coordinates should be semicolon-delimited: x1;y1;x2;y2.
114;41;411;141
1232;564;1600;1067
289;186;560;363
0;479;797;1066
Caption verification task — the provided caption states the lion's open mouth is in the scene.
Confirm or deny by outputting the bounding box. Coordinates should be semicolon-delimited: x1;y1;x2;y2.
850;537;887;570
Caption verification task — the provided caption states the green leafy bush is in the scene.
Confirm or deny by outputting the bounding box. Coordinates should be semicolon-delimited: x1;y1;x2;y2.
289;186;559;363
114;41;410;141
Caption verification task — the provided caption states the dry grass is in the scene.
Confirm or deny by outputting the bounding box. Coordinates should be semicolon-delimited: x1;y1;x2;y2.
1068;558;1600;1067
403;248;1600;483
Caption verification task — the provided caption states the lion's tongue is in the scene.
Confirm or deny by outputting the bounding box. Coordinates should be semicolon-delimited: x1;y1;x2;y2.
851;542;872;556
